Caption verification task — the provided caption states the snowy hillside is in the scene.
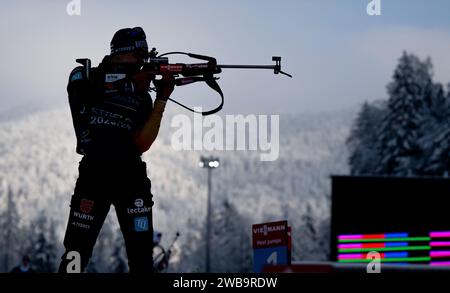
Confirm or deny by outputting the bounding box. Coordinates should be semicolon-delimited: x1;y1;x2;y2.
0;105;354;272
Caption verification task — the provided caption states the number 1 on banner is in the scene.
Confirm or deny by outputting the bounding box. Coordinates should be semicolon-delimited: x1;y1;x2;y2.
267;251;278;265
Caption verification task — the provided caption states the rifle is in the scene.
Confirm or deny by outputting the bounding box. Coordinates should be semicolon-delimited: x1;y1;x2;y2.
76;48;292;116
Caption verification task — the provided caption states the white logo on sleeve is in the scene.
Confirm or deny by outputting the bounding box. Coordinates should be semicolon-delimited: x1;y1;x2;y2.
134;198;144;208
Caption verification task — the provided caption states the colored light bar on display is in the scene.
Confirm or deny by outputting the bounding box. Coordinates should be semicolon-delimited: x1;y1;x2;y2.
339;237;430;243
430;251;450;258
338;233;409;240
338;246;430;253
338;257;430;263
430;262;450;266
337;231;450;266
430;242;450;247
430;231;450;238
338;242;408;249
338;252;409;260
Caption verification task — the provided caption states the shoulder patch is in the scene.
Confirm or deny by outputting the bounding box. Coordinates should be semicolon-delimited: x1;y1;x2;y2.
69;67;85;82
70;71;83;82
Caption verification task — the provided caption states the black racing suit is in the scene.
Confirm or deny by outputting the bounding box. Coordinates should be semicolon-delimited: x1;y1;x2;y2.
59;57;156;273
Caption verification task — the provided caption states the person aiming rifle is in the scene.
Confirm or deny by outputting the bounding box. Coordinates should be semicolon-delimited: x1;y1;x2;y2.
59;26;290;273
59;27;174;273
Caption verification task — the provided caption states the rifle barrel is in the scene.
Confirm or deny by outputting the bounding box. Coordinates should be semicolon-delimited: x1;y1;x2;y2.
218;64;276;69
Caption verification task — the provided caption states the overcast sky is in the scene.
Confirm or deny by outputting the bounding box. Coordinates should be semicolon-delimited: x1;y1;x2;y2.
1;0;450;114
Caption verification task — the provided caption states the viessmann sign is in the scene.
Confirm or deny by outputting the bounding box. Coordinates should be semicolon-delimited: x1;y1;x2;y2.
253;221;288;248
252;220;291;272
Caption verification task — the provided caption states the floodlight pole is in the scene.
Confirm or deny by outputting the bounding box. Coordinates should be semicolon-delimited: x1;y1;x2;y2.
206;166;212;273
199;156;220;273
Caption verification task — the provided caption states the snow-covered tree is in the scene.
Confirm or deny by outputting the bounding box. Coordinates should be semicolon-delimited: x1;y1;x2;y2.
415;83;450;175
375;52;434;175
26;213;60;272
0;185;24;272
295;199;330;261
347;101;386;175
210;199;252;272
110;227;128;273
348;52;450;177
85;217;116;273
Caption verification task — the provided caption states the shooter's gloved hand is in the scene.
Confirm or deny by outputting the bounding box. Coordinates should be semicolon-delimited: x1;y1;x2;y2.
154;75;175;102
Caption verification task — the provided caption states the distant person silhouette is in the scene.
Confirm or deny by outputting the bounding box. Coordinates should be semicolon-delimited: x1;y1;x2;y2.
10;255;35;273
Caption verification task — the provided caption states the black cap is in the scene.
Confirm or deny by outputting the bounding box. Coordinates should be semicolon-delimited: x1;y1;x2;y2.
110;27;148;56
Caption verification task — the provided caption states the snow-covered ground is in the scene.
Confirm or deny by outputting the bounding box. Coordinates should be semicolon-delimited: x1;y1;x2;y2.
0;105;354;272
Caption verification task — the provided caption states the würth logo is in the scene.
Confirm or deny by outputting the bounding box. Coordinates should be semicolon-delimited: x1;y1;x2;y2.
80;199;94;214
